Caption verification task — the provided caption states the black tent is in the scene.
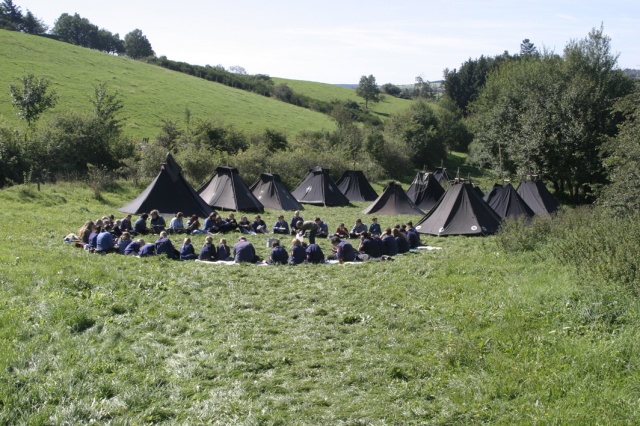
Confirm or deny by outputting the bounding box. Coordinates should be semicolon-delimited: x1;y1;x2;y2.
249;173;303;211
516;179;559;215
336;170;379;202
406;172;445;211
483;183;503;203
363;182;425;216
197;166;264;212
485;183;534;220
119;153;214;217
291;166;349;206
415;182;502;236
433;167;451;188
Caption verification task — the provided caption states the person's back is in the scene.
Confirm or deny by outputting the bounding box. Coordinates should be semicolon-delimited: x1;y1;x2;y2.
96;229;114;252
134;214;149;235
305;243;325;264
88;229;100;249
199;236;217;261
395;234;410;254
407;228;421;248
234;238;256;263
169;213;184;234
337;240;358;262
270;246;288;264
218;240;232;261
139;243;156;257
180;237;197;260
360;236;382;258
155;233;176;258
117;233;131;255
289;242;306;265
382;234;398;256
124;239;143;256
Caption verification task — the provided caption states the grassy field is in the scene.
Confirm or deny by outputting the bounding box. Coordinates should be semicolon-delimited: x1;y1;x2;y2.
1;181;639;424
1;30;336;140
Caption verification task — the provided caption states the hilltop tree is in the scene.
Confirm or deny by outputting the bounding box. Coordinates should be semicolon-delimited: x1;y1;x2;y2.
52;13;98;47
356;75;381;110
520;38;538;55
124;29;154;59
20;10;47;34
0;0;22;30
9;74;58;128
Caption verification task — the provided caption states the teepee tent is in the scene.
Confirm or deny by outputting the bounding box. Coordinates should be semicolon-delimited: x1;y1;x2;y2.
433;167;451;188
415;182;502;236
336;170;379;202
119;153;214;217
249;173;303;211
516;179;559;215
406;172;445;211
291;166;349;206
486;183;534;220
363;182;425;215
197;166;264;212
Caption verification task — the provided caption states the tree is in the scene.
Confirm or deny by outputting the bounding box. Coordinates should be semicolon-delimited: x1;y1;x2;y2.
90;82;124;136
0;0;22;30
468;26;635;200
381;83;402;97
124;29;154;59
356;75;381;110
413;76;434;99
9;74;58;128
52;13;98;47
19;10;47;34
520;38;538;55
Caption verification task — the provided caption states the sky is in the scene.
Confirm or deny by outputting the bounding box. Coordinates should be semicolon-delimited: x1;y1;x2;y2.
15;0;640;84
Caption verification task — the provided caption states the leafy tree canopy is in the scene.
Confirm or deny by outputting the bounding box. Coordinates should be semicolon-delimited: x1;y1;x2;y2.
124;29;154;59
356;75;381;109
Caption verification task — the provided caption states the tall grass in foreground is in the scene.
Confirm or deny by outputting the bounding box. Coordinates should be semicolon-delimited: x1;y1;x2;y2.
1;182;640;424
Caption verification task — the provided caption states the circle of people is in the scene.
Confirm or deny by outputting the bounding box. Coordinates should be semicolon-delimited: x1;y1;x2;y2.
72;209;423;265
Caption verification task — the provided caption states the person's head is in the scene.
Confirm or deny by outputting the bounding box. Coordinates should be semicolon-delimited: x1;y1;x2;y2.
355;218;362;224
205;235;213;244
406;221;413;227
315;217;321;223
292;238;301;247
255;215;261;220
120;231;131;241
109;214;115;222
125;214;132;221
176;212;183;218
228;213;235;219
95;219;104;227
242;215;248;222
361;232;369;240
294;210;300;217
297;220;303;228
239;236;247;242
183;237;191;245
190;214;198;222
392;228;400;237
215;216;222;222
339;223;345;228
331;236;341;246
141;213;148;220
138;238;145;245
150;209;159;218
278;215;284;221
220;238;227;245
384;227;392;235
209;212;217;219
102;225;111;233
372;217;378;223
95;225;102;234
272;240;280;247
160;231;168;238
115;219;122;226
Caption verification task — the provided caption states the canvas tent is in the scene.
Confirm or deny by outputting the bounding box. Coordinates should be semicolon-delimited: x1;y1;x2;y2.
433;167;451;188
197;166;264;212
406;172;445;211
119;153;214;217
415;182;502;236
291;166;349;206
516;179;559;215
485;183;534;220
249;173;303;211
363;182;425;216
336;170;379;202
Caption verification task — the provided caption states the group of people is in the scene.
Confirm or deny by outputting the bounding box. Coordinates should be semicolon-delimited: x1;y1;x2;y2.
71;210;424;264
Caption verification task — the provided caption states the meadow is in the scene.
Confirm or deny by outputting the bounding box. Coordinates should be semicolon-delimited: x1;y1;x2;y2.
1;180;639;424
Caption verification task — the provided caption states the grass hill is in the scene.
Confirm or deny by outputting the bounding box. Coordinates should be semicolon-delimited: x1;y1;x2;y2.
1;30;340;140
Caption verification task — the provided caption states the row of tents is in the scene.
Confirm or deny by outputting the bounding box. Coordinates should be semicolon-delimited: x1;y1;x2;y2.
119;153;559;237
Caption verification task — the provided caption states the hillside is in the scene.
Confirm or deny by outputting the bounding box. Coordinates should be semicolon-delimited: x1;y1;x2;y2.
0;30;337;140
272;77;413;118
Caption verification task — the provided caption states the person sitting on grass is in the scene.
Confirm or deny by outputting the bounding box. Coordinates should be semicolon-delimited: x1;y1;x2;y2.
124;238;144;256
328;235;358;263
290;210;304;235
349;218;367;239
134;213;150;235
252;215;268;234
238;215;255;234
267;240;288;265
369;217;382;236
381;228;398;256
138;241;156;257
406;224;422;249
334;223;349;239
180;237;198;260
117;232;132;254
315;217;329;239
233;236;259;263
78;220;95;246
392;228;410;254
96;225;117;254
289;238;307;265
186;215;205;235
169;212;185;234
218;238;232;261
156;231;179;259
149;209;166;234
226;213;239;232
305;242;325;264
120;214;133;233
272;215;290;235
209;216;231;234
88;225;101;251
198;235;218;262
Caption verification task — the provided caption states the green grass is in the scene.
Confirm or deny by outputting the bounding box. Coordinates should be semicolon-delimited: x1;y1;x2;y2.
1;30;336;140
1;181;640;424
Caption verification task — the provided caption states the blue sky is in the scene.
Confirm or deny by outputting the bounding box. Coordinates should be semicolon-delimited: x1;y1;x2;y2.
18;0;640;84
